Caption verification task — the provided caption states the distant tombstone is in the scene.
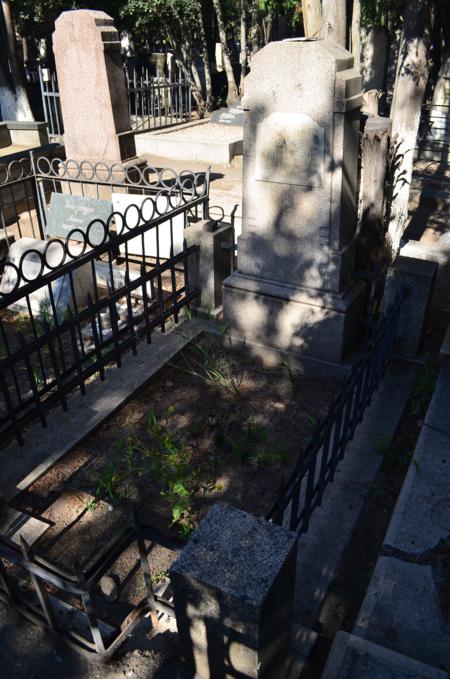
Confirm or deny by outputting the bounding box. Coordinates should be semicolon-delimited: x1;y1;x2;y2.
223;39;366;364
111;193;184;258
211;102;244;126
45;193;112;245
0;237;94;320
150;52;167;77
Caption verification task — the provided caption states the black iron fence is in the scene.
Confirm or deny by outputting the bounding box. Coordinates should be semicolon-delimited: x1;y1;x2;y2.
0;505;184;658
125;64;192;132
266;293;404;531
0;156;210;445
0;158;43;245
38;64;193;139
38;66;64;139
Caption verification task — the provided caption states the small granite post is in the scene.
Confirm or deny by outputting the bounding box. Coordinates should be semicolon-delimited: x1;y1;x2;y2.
382;255;438;359
53;10;136;163
170;503;298;678
223;39;366;364
184;220;234;315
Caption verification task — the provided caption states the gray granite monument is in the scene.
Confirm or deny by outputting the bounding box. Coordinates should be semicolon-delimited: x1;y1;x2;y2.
223;38;366;363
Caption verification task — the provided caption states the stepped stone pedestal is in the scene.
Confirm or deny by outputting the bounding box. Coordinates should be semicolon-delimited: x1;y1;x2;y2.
223;39;365;363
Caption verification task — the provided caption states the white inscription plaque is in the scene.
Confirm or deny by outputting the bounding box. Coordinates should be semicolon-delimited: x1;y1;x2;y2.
255;112;324;187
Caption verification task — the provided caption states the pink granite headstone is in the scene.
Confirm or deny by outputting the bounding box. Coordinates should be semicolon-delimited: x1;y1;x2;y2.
53;10;136;162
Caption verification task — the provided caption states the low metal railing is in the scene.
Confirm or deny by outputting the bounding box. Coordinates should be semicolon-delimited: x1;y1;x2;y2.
0;157;210;445
0;506;184;658
266;293;404;531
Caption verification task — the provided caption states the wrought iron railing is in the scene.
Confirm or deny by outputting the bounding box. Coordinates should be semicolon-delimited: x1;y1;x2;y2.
38;66;64;139
38;64;193;138
0;505;184;658
125;64;192;132
0;157;210;445
266;293;404;531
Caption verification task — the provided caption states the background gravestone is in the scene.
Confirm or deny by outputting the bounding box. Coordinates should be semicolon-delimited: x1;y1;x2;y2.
223;39;366;364
53;10;136;163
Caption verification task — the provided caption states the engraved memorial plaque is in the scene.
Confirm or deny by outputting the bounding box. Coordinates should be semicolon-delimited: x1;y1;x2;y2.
255;112;324;187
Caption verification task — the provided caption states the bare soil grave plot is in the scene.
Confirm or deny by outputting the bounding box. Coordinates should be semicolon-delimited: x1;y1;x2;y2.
10;332;339;599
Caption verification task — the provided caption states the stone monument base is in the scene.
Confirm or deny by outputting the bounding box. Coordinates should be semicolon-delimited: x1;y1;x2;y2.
223;272;366;364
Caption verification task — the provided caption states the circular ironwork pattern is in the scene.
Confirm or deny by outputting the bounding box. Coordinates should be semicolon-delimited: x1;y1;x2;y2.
33;156;209;196
0;158;34;185
0;156;209;298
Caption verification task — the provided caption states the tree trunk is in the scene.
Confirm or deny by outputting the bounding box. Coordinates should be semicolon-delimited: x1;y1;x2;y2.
249;0;262;56
195;0;212;113
351;0;361;70
261;15;273;45
357;117;391;273
0;0;33;120
302;0;322;38
239;0;247;96
360;26;388;92
387;0;431;254
212;0;238;106
321;0;346;47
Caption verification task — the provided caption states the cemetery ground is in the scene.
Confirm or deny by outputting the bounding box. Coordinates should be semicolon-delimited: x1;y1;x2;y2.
0;290;446;678
2;325;339;582
0;153;449;676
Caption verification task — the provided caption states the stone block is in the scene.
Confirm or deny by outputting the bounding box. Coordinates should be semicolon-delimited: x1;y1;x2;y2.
0;237;95;321
237;230;357;293
7;121;49;148
323;631;447;678
382;255;438;359
185;220;233;314
170;503;298;679
0;124;11;149
223;271;366;363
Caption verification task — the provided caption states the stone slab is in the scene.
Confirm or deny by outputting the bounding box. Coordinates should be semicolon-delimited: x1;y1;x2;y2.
45;192;112;244
293;361;416;634
211;102;244;126
323;631;447;678
0;508;50;547
111;192;184;257
354;365;450;673
135;120;243;165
